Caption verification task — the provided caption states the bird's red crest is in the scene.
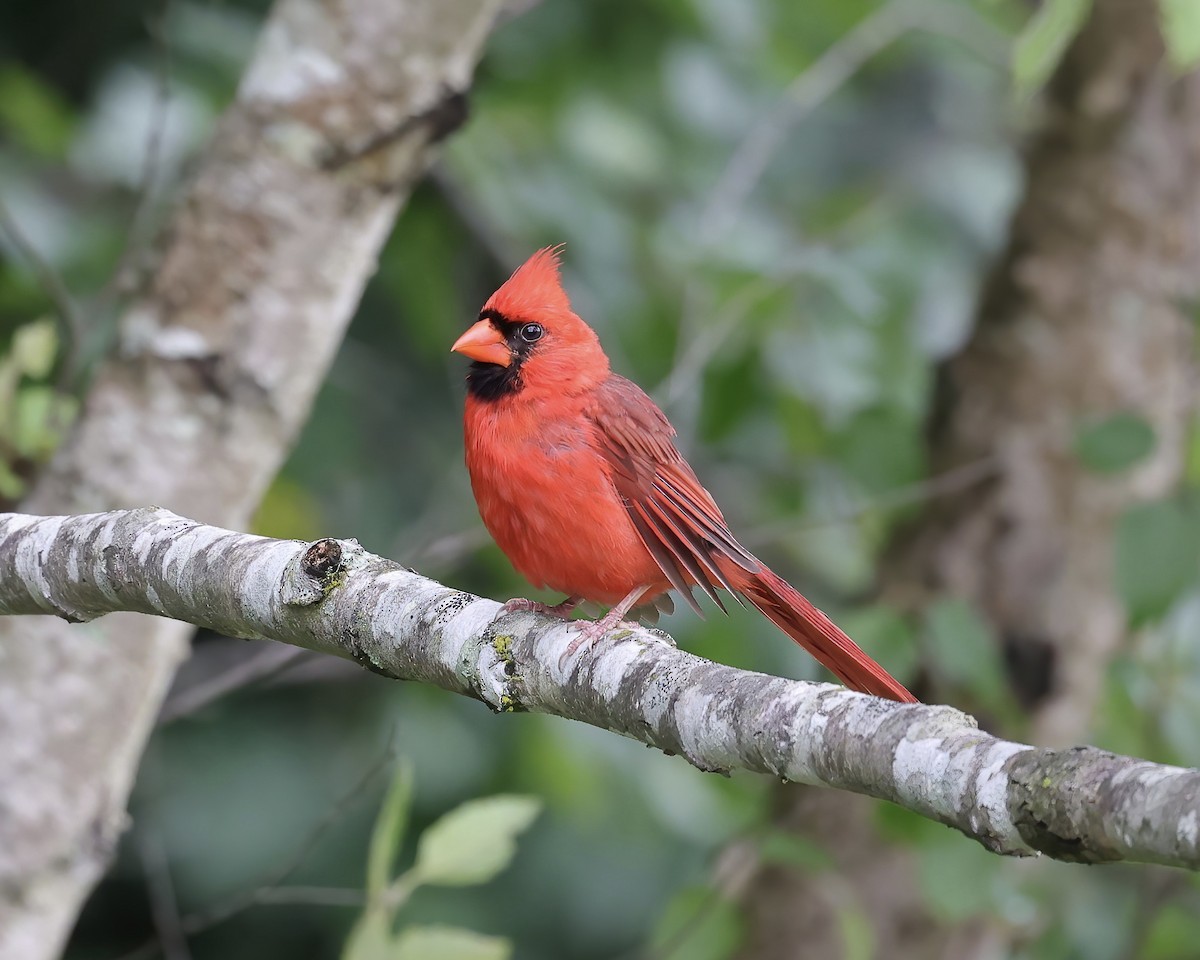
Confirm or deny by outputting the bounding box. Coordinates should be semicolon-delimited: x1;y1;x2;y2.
484;245;572;319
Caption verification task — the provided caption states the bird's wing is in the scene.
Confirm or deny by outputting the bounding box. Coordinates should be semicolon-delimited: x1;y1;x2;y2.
586;376;916;701
587;374;758;614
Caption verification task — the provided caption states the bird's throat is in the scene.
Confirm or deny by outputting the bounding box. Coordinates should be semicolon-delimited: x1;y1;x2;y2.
466;360;523;401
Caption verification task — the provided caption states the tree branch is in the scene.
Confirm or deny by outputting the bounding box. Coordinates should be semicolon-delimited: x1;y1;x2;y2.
3;508;1197;872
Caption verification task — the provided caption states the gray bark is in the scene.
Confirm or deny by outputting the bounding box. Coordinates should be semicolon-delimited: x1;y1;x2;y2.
0;1;503;956
2;508;1198;873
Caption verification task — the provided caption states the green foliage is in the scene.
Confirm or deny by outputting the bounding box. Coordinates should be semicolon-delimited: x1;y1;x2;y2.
1185;415;1200;487
1115;497;1200;625
0;319;75;501
1143;903;1200;959
0;64;74;157
833;407;924;496
412;795;542;887
5;316;57;378
755;830;833;871
366;762;414;898
648;885;742;960
390;927;511;960
251;476;326;542
349;922;511;960
344;766;541;960
1160;0;1200;71
344;910;401;960
876;804;1016;924
915;829;1004;923
831;892;874;960
921;597;1014;717
1092;659;1152;759
1075;413;1156;474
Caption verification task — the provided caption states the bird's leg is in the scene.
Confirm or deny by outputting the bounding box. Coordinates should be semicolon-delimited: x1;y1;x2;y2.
560;584;652;663
500;595;582;618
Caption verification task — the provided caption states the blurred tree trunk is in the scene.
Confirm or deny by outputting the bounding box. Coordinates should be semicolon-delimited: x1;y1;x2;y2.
737;0;1200;956
0;1;503;957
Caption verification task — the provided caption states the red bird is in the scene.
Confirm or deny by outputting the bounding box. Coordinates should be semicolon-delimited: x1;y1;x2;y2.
452;247;916;702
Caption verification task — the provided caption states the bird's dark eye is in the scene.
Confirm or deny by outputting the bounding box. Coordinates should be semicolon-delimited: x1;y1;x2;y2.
519;323;544;343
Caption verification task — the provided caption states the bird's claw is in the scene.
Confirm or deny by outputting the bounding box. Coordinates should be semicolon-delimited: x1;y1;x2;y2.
557;611;638;668
500;596;580;619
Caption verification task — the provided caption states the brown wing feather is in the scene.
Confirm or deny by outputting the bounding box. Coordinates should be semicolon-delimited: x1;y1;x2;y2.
589;375;916;701
589;375;758;609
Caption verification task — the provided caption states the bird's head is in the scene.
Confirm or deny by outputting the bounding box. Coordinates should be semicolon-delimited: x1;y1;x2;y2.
452;246;609;402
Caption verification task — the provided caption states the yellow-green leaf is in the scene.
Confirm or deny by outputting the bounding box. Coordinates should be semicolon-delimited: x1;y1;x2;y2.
342;908;395;960
0;66;73;157
366;763;413;898
1013;0;1093;98
1161;0;1200;70
412;795;540;887
12;318;59;379
13;387;76;457
392;926;511;960
649;886;742;960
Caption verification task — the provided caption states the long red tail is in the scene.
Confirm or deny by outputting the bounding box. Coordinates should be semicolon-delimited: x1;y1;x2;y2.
728;564;917;702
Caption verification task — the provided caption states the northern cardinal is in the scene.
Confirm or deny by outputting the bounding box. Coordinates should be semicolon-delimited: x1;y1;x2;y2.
451;247;916;702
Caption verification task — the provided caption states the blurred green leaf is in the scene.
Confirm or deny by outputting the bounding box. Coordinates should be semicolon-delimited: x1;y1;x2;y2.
1059;873;1139;960
11;318;58;378
776;394;830;459
343;908;396;960
916;829;1001;921
512;718;609;816
1115;497;1200;625
391;926;512;960
833;407;923;496
1160;0;1200;70
1074;413;1156;474
756;830;833;871
12;386;76;457
875;801;951;846
1012;0;1093;98
561;95;666;185
0;460;24;500
366;763;413;898
649;885;742;960
1092;658;1150;758
252;475;325;541
833;893;874;960
922;597;1010;710
1143;903;1200;959
1183;413;1200;487
413;795;541;886
1159;678;1200;767
0;65;74;156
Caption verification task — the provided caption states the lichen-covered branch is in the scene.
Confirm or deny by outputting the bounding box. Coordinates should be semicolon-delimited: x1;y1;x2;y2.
0;2;504;957
3;508;1197;873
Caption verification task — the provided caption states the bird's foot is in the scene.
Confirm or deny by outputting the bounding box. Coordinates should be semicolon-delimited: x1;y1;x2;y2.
558;609;639;667
500;596;581;619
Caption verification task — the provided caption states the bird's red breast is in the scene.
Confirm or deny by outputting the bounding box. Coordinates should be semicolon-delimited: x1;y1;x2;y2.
452;247;917;702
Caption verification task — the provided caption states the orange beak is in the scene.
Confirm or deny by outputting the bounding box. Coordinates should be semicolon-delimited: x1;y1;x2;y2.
451;320;512;367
